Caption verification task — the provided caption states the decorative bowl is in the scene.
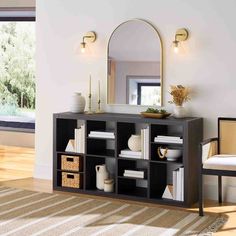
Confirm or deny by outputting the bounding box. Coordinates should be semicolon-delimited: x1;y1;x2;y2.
140;112;171;119
157;147;182;161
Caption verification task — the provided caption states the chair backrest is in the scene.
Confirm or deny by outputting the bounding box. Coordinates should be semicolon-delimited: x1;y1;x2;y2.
219;118;236;154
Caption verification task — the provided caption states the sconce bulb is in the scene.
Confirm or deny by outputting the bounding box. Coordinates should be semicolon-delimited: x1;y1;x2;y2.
80;42;86;53
173;40;179;54
174;46;179;54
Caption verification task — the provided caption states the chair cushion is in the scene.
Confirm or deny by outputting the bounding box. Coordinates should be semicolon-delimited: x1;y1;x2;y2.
203;155;236;171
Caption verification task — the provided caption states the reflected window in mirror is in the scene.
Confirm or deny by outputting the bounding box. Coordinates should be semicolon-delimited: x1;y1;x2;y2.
107;19;163;106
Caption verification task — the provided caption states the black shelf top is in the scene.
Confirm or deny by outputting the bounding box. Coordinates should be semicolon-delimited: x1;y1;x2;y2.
57;169;84;174
118;157;149;162
87;149;115;158
150;159;183;165
57;151;85;156
54;112;202;124
118;176;147;180
151;142;183;147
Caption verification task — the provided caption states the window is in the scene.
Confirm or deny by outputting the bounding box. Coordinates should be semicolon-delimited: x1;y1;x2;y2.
0;8;35;132
137;83;161;106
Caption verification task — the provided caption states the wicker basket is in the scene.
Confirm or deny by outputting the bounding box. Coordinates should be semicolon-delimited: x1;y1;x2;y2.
61;172;82;188
61;155;82;171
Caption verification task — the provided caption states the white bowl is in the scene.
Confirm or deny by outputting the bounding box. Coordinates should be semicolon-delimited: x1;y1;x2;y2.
159;148;182;161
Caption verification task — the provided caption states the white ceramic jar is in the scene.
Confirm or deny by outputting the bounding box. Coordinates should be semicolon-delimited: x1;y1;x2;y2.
128;135;141;151
70;92;86;113
104;179;114;192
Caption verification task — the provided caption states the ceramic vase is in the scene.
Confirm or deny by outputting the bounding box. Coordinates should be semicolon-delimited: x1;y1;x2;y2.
70;93;86;113
173;105;186;118
128;135;141;151
95;164;109;190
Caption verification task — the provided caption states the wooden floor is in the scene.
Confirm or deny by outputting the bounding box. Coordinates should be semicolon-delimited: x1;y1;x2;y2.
0;146;236;235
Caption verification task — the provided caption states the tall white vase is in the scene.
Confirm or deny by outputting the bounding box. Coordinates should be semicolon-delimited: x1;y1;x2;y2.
173;105;186;118
70;93;86;113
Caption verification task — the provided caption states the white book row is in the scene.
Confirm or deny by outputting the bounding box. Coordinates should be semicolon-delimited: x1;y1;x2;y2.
162;167;184;201
141;127;150;160
75;125;85;153
65;125;85;154
173;167;184;201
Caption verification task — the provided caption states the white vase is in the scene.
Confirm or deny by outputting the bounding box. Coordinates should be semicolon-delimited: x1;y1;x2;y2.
70;93;86;113
173;105;186;118
128;135;141;151
95;164;109;190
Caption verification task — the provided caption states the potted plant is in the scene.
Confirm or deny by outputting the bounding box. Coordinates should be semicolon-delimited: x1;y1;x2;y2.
169;85;190;118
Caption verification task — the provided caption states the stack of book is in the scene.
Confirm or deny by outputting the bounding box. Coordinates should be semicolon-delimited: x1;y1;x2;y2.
154;135;183;144
123;169;146;179
74;125;85;153
141;126;150;160
173;166;184;201
119;149;142;159
88;130;115;139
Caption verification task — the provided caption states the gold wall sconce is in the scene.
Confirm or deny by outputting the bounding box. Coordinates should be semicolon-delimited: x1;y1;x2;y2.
173;28;189;53
80;31;97;53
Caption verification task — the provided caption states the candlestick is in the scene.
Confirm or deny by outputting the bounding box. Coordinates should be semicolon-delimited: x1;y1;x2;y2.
96;79;104;114
86;74;93;114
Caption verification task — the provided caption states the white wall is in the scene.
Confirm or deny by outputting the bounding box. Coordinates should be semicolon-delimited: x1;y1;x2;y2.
0;0;35;8
36;0;236;201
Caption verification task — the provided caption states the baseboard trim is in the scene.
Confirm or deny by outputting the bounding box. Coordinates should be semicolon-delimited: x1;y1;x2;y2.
34;164;52;180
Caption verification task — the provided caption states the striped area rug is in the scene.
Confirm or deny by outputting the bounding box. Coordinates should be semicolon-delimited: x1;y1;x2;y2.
0;186;226;236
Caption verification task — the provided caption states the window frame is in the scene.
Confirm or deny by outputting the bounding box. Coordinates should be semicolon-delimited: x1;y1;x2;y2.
0;7;36;133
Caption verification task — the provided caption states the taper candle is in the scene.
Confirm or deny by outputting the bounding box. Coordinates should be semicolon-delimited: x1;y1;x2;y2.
89;74;91;95
98;80;100;101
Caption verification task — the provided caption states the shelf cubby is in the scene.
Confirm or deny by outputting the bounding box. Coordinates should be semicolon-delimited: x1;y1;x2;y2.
53;112;203;207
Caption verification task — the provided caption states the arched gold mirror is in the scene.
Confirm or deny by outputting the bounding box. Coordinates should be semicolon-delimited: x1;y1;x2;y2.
107;19;163;106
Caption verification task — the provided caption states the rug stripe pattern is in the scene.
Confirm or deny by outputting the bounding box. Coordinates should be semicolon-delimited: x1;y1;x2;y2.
0;188;226;236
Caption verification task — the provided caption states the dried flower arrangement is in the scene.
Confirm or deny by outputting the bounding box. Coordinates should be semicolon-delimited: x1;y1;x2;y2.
169;85;190;106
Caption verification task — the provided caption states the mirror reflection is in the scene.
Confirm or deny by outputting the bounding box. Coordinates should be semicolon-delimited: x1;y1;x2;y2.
107;19;162;106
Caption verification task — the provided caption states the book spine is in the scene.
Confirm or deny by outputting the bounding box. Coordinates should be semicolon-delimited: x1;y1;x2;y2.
124;170;144;175
173;170;177;200
120;151;142;156
119;154;142;159
141;129;144;159
123;173;144;179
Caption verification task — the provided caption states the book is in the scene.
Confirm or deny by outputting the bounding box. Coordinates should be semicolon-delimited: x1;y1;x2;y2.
119;154;142;159
88;134;115;139
123;173;144;179
90;131;115;136
124;170;144;175
180;167;184;201
141;129;144;159
154;138;183;144
173;168;178;200
156;135;182;140
120;149;142;156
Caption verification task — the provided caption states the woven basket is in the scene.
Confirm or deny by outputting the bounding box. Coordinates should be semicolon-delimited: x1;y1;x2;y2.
61;172;82;188
61;155;82;171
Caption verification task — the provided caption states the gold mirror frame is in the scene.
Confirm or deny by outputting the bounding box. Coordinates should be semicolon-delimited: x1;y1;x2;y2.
107;19;163;107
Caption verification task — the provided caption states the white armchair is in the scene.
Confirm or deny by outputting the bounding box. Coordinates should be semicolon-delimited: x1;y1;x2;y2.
199;118;236;216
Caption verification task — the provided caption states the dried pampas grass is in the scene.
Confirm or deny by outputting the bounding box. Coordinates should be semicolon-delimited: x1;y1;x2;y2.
169;85;190;106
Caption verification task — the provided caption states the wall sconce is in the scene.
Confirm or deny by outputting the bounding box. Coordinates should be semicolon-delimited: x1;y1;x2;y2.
172;28;189;53
80;31;97;53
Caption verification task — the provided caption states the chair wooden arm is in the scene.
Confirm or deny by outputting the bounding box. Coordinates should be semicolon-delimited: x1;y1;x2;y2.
200;137;219;163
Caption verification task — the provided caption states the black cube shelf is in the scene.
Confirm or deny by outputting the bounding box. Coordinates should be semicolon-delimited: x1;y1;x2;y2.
53;112;203;207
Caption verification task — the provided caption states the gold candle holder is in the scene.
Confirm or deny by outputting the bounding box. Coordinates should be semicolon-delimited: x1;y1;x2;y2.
86;74;94;114
96;80;104;114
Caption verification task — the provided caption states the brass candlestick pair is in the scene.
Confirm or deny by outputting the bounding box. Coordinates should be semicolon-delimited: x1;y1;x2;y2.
86;75;104;114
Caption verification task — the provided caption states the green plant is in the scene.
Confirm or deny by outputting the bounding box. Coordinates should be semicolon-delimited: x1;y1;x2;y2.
145;108;167;114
